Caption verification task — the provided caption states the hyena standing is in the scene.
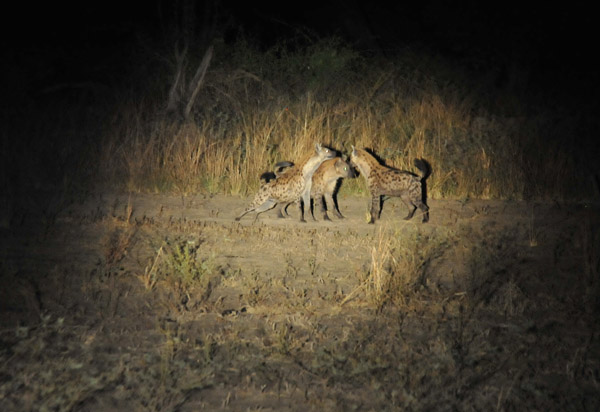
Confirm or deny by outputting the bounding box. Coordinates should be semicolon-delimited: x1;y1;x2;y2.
350;146;430;224
235;143;335;222
273;157;356;221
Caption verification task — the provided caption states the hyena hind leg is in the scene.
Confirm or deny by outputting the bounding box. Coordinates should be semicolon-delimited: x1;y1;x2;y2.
419;202;430;223
400;193;429;223
235;210;250;221
276;202;293;218
404;206;417;220
235;199;277;221
255;199;277;214
399;193;418;221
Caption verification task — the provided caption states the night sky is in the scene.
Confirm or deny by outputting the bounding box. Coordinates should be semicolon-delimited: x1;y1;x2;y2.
3;0;597;102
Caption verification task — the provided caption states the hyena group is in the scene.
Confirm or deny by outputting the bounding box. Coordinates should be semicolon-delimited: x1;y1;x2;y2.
235;143;335;222
267;157;357;221
235;143;430;224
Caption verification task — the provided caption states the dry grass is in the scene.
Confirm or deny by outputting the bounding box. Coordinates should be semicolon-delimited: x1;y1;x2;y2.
90;39;593;202
103;90;525;200
362;225;451;310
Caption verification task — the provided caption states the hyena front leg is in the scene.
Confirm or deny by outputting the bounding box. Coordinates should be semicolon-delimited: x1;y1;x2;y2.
315;195;330;221
368;195;381;224
328;192;344;219
297;199;307;223
299;191;313;223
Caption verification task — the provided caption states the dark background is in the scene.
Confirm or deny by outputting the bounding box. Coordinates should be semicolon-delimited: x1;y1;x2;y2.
3;1;597;100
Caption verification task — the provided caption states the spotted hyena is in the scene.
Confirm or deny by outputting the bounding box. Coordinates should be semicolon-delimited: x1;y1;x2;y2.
350;146;430;223
273;157;356;221
235;143;335;222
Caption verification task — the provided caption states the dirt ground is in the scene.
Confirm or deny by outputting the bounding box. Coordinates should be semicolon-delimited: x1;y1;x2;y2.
1;192;599;411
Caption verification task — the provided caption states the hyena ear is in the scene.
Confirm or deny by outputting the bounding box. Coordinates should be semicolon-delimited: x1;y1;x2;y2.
315;143;322;152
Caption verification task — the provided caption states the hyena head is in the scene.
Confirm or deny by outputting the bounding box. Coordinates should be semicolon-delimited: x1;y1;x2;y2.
315;143;335;163
350;146;376;178
333;157;357;179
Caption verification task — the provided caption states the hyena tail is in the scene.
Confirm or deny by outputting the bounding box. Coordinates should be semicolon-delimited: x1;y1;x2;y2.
413;158;431;180
259;161;295;185
260;172;277;184
274;161;294;176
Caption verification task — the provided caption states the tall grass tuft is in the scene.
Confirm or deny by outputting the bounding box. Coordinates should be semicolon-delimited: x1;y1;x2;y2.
365;226;450;310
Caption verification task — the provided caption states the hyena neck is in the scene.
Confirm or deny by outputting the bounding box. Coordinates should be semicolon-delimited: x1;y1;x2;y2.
299;153;326;197
301;154;325;180
354;153;372;178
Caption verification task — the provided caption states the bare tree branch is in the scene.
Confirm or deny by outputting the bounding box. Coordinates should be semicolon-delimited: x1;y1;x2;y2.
166;44;188;115
184;45;213;120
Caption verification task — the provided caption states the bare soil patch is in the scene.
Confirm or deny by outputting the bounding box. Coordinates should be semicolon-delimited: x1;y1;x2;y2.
1;193;599;411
